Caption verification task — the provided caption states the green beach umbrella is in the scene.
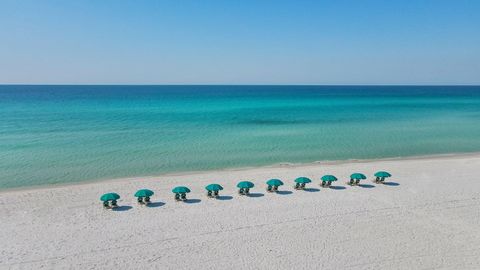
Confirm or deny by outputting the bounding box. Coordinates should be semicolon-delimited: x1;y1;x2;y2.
100;193;120;202
350;173;367;180
237;181;255;189
205;184;224;192
266;179;284;186
172;186;191;194
294;177;312;184
134;189;154;197
375;171;392;178
321;175;338;182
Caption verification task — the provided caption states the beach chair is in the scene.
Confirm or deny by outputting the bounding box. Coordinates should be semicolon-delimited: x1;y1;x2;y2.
327;181;332;187
273;186;278;192
321;181;327;187
145;196;151;204
207;190;213;198
175;193;181;201
181;193;187;201
239;188;245;195
137;197;144;204
267;185;273;192
294;183;301;190
355;179;360;185
111;200;118;208
349;179;355;185
300;183;306;189
245;188;250;195
214;190;219;197
103;201;110;208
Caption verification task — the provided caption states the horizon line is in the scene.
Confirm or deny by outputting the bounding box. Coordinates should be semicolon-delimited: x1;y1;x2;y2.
1;83;480;87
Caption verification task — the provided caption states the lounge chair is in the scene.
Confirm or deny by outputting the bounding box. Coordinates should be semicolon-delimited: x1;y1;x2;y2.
245;188;250;195
111;200;118;208
355;179;360;185
207;191;213;198
145;196;151;204
239;188;245;195
137;197;144;204
273;186;278;192
327;181;332;187
321;181;327;187
349;179;355;185
294;183;301;190
214;190;219;197
103;201;110;208
175;193;181;201
300;183;306;189
181;193;187;201
267;185;273;192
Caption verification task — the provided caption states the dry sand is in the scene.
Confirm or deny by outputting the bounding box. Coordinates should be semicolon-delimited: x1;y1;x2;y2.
1;154;480;269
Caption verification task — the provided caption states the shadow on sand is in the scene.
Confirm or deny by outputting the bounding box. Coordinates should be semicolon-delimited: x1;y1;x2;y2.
147;202;165;208
383;182;400;186
304;188;320;192
112;205;133;212
328;186;346;190
358;184;375;188
184;199;201;204
276;190;293;195
247;193;264;198
216;195;233;201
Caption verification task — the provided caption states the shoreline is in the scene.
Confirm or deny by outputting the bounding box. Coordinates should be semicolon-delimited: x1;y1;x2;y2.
2;151;480;194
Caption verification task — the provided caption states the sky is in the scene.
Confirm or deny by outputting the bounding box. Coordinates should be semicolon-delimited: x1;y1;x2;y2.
0;0;479;85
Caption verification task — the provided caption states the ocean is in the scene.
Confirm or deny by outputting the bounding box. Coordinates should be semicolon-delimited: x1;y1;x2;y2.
1;85;479;189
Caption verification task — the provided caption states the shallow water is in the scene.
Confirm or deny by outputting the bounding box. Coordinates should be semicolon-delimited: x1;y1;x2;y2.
1;85;479;188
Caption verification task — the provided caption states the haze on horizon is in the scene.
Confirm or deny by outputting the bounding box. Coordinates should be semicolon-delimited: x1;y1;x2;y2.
1;0;479;85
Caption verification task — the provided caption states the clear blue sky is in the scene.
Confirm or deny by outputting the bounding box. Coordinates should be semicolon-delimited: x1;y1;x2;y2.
1;0;479;84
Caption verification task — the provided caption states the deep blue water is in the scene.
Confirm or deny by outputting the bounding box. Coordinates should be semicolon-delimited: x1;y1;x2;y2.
1;85;479;189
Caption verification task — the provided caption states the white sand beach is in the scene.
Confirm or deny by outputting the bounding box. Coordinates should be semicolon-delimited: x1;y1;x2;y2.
1;154;480;269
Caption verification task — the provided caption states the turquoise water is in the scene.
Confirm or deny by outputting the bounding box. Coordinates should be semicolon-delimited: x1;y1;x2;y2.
1;85;480;189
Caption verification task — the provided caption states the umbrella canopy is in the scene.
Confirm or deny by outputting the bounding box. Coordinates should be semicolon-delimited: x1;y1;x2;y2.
100;193;120;202
294;177;312;184
375;171;392;178
134;189;154;197
350;173;367;180
205;184;224;192
321;175;338;182
237;181;254;189
172;186;191;194
266;179;284;186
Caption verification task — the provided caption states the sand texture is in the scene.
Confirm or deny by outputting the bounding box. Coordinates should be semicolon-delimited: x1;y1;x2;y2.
1;154;480;269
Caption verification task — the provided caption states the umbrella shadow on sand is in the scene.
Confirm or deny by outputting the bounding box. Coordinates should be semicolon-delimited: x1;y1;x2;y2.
358;184;375;188
328;186;346;190
147;202;165;208
247;193;264;198
276;190;293;195
216;195;233;201
112;205;133;212
304;188;320;192
184;199;201;204
382;182;400;186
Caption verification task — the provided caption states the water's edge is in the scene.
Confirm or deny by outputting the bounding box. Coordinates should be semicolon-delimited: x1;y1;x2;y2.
3;151;479;194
